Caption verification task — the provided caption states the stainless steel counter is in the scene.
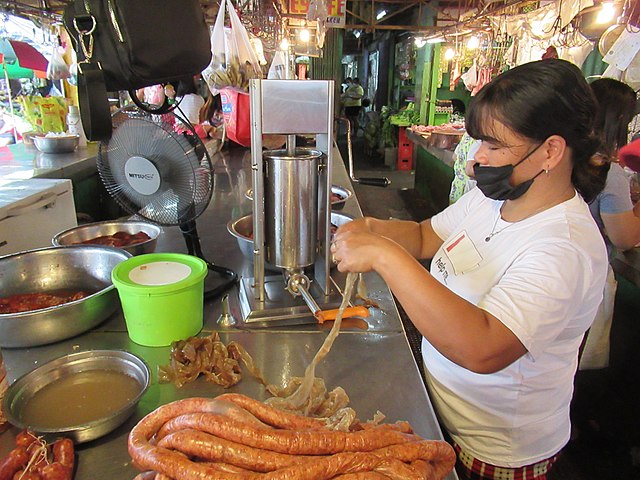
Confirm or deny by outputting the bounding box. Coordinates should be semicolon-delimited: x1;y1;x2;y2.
0;144;457;480
0;142;99;181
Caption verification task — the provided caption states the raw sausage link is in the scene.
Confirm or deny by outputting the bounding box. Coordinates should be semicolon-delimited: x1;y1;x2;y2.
216;393;328;430
155;412;418;454
52;439;75;471
40;463;71;480
12;472;41;480
371;441;456;479
0;447;30;480
14;432;38;449
157;429;303;472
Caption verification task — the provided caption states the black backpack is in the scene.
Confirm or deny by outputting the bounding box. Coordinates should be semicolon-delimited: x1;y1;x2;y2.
63;0;212;141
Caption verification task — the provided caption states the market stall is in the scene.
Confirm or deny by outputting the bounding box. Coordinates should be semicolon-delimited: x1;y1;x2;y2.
0;142;458;480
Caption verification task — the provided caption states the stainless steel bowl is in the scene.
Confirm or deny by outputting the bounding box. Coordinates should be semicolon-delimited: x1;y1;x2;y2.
330;185;353;210
0;245;131;348
52;220;161;256
33;134;80;154
227;212;353;267
3;350;150;443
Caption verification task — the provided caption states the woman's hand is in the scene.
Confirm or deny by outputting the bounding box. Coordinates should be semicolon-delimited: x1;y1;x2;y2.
331;229;397;273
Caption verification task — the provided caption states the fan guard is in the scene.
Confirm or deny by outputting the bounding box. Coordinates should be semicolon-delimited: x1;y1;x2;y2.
97;106;213;227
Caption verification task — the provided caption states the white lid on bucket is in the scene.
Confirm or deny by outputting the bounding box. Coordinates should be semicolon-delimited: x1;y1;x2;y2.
128;261;192;286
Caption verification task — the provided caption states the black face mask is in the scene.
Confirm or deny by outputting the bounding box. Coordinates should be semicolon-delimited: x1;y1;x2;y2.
473;143;545;201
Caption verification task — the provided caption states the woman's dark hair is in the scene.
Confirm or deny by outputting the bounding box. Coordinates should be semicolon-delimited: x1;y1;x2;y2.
176;77;198;97
466;58;606;202
590;78;636;156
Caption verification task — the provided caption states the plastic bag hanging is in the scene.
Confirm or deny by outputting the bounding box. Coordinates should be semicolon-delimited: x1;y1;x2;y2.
307;0;328;48
202;0;263;94
46;45;71;81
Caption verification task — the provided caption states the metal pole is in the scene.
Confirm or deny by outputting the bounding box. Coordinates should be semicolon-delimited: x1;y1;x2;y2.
2;59;19;144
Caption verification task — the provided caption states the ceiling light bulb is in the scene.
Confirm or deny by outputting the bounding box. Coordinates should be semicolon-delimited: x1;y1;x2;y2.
280;38;289;50
415;37;426;48
353;30;361;39
444;48;455;60
467;35;480;49
299;29;310;42
597;2;616;24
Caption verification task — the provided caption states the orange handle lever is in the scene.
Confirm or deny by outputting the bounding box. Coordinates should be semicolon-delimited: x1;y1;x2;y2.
315;305;370;323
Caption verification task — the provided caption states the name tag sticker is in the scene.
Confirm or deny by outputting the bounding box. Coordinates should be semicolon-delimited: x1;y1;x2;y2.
442;230;482;275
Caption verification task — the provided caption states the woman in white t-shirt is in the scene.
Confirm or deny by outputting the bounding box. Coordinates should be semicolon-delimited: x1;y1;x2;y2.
174;77;205;126
331;59;609;480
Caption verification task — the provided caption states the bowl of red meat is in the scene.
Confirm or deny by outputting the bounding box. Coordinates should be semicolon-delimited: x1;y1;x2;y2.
0;245;131;348
52;220;161;256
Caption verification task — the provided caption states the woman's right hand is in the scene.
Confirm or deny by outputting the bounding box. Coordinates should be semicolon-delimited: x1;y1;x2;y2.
336;217;372;235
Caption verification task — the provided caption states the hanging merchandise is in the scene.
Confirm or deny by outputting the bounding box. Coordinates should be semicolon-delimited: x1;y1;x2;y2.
202;0;263;94
46;44;70;81
267;51;288;79
307;0;329;48
63;0;212;141
220;88;251;147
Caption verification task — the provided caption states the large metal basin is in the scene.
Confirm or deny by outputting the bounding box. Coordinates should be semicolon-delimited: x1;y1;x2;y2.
0;246;131;348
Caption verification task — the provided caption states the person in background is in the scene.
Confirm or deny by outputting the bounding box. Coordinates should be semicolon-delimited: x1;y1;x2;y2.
578;78;640;370
331;59;608;479
198;93;224;140
342;77;364;135
588;78;640;257
174;76;205;127
449;132;481;204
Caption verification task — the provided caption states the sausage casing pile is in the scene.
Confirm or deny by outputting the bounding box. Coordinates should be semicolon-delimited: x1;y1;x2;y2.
128;393;455;480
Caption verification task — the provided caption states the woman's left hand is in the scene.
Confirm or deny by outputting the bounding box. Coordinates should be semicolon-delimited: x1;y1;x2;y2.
330;230;395;273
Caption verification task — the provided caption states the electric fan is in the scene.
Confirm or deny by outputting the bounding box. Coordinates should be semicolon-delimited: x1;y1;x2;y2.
96;104;237;299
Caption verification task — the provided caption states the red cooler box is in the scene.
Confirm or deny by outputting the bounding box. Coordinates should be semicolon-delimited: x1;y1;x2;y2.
397;127;414;170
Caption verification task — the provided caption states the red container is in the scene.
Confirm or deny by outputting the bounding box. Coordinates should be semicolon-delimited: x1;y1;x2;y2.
397;127;414;170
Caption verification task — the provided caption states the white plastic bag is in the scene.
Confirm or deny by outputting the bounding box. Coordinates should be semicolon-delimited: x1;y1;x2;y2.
267;51;287;79
46;46;71;81
202;0;262;93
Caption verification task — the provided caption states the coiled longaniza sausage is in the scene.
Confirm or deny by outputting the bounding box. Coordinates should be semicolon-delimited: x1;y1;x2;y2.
215;393;329;430
155;412;419;455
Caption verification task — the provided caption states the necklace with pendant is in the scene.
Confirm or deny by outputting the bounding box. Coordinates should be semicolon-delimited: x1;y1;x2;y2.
485;212;512;242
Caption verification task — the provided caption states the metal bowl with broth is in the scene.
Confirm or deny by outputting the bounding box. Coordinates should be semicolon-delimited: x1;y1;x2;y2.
53;220;161;256
0;245;131;348
227;212;353;267
3;350;150;443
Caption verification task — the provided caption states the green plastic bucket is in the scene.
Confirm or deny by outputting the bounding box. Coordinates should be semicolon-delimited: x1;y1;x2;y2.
112;253;208;347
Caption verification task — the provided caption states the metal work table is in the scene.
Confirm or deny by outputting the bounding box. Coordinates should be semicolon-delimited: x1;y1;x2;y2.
0;144;457;480
0;142;99;181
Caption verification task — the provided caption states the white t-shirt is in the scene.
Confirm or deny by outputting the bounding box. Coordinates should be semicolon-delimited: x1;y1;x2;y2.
425;187;607;467
175;94;205;126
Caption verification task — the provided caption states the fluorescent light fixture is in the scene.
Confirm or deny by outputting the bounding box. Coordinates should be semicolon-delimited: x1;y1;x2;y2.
414;37;427;48
444;48;455;60
353;30;361;38
299;28;310;42
596;2;616;24
280;38;289;50
376;9;387;20
466;35;480;49
427;37;445;43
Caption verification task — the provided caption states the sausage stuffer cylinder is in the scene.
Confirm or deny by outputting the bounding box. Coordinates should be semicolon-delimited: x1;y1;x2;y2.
263;148;321;269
